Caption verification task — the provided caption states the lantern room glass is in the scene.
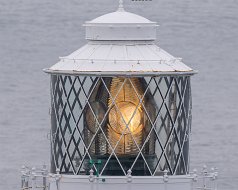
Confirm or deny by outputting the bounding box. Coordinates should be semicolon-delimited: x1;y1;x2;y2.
50;74;192;176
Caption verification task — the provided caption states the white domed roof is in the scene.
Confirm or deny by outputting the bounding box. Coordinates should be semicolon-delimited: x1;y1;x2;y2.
88;11;154;24
85;10;157;41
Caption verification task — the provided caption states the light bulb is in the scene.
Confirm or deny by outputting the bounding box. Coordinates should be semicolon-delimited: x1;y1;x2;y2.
109;102;143;135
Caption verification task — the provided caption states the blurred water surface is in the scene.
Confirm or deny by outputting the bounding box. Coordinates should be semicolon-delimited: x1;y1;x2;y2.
0;0;238;189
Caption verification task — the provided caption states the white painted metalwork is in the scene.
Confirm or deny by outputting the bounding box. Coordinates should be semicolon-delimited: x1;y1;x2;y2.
21;165;48;190
45;43;193;75
87;11;153;24
21;165;218;190
83;9;157;41
44;2;194;75
49;76;191;176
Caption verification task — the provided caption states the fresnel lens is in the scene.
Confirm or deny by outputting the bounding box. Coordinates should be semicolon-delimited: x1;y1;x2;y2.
85;77;156;175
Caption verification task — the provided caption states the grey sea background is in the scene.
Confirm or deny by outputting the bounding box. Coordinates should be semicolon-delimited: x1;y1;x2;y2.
0;0;238;189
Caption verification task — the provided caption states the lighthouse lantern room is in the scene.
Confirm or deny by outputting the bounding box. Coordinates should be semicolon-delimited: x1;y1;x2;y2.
21;1;218;190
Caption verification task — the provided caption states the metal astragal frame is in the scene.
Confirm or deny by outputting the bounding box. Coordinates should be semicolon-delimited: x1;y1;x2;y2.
50;75;192;176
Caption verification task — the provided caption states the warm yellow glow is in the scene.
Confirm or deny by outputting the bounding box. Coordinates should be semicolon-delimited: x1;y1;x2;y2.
108;78;144;155
109;102;142;134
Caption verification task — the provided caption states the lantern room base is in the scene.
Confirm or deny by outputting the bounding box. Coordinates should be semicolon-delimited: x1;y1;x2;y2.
83;155;157;176
21;165;218;190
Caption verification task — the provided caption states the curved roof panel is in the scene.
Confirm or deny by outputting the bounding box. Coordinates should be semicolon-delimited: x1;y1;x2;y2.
45;42;193;75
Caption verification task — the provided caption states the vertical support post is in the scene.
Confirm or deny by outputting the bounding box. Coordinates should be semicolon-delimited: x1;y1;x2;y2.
191;169;198;190
25;174;29;189
55;168;61;190
89;169;95;182
163;170;169;190
21;175;24;189
21;166;26;189
31;167;36;190
127;169;132;190
42;164;47;190
90;169;94;190
127;169;132;183
202;165;207;190
214;167;218;190
50;75;57;174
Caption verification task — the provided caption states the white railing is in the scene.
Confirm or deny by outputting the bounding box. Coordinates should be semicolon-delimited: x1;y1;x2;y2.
21;165;48;190
21;165;218;190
